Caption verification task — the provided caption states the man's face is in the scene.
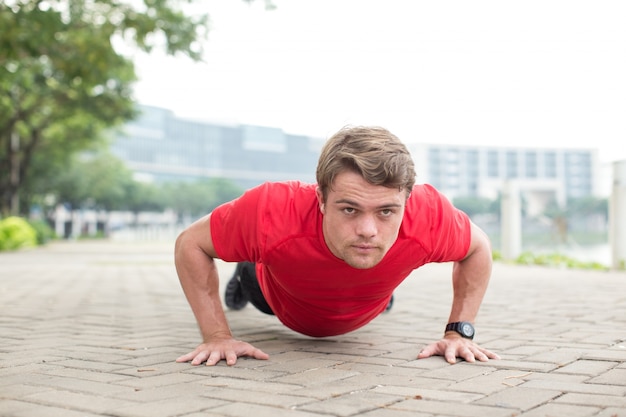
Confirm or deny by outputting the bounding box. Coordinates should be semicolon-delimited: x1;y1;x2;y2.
316;170;407;269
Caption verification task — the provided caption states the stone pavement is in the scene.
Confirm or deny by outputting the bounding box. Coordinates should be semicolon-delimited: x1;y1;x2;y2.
1;240;626;417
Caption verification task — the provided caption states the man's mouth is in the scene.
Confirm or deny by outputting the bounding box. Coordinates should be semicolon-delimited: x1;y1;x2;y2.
353;244;376;251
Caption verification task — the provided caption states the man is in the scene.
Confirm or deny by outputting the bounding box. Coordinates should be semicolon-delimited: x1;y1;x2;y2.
174;126;499;366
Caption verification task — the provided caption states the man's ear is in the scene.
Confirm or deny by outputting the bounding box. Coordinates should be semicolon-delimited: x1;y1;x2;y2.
315;186;325;214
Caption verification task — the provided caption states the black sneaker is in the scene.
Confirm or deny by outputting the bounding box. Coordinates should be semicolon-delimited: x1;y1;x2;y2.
384;294;394;312
224;265;249;310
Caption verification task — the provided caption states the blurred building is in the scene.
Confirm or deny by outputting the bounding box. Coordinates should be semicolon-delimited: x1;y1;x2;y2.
111;105;600;211
409;143;600;215
110;105;323;190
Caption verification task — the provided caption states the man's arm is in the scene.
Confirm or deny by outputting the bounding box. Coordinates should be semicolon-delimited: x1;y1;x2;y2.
417;221;500;364
174;214;269;366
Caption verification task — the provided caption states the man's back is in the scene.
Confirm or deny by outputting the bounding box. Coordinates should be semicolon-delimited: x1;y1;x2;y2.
210;181;471;337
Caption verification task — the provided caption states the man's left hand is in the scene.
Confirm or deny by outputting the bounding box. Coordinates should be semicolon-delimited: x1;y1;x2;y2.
417;335;500;364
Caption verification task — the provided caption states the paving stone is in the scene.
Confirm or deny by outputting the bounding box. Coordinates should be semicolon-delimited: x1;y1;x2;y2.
359;408;433;417
296;390;404;416
473;386;562;411
27;374;138;396
554;393;626;408
485;359;560;372
372;385;483;403
287;375;379;400
445;369;533;394
583;349;626;362
521;378;626;396
593;408;626;417
0;400;104;417
113;371;206;389
390;398;515;417
271;366;360;386
195;376;301;395
2;240;626;417
203;402;324;417
419;362;497;381
519;403;601;417
524;347;585;365
552;359;620;376
111;395;226;417
199;386;313;409
20;389;138;414
587;368;626;386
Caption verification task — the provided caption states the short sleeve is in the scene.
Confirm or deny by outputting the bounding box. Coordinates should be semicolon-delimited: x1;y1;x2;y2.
405;184;471;263
210;184;265;262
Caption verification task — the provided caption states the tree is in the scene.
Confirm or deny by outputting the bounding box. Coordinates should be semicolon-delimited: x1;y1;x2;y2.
0;0;209;216
51;152;137;211
162;178;244;221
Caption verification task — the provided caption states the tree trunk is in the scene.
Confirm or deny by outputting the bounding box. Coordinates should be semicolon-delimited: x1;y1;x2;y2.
9;132;20;215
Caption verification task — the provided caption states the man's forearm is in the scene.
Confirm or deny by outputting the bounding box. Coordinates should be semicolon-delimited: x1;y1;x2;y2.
175;231;233;342
448;230;492;324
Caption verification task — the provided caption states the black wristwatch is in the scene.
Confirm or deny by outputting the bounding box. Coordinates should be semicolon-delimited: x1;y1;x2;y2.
445;321;475;340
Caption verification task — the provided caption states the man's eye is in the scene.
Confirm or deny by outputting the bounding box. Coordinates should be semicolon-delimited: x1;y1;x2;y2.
380;209;393;216
343;207;356;214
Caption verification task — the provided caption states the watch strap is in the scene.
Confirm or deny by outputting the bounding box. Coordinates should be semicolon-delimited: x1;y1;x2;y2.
445;321;475;339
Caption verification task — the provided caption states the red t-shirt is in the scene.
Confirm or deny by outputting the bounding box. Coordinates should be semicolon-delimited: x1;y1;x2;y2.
210;181;471;337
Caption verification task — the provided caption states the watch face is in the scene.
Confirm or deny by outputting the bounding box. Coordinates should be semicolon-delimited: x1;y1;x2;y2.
461;323;474;337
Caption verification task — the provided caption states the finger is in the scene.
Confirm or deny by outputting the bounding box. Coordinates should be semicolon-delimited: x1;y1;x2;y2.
417;344;437;359
479;348;500;361
191;350;210;366
474;350;488;362
225;350;238;366
176;352;195;363
177;348;205;364
205;350;223;366
460;347;476;363
229;346;268;363
250;347;269;360
444;346;457;364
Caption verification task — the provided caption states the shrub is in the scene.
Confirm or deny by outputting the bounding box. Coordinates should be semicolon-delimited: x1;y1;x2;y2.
0;216;38;251
27;219;56;244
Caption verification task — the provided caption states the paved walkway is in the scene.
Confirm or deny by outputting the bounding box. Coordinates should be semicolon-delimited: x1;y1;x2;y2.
1;240;626;417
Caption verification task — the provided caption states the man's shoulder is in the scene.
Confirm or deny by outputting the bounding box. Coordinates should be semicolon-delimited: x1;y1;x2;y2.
244;181;318;217
405;183;457;218
407;183;443;205
410;183;438;196
252;181;317;200
253;180;314;191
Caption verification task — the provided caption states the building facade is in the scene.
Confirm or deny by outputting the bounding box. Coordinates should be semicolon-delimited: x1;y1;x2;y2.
409;142;600;214
111;105;600;209
110;105;323;190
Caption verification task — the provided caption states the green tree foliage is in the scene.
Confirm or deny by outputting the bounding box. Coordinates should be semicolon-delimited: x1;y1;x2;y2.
44;148;243;222
0;0;209;216
162;178;244;220
50;151;136;211
40;150;174;216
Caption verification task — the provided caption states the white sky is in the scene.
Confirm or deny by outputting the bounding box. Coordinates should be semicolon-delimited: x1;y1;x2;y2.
133;0;626;164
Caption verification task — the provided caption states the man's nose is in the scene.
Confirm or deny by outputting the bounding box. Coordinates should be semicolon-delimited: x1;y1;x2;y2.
356;214;377;237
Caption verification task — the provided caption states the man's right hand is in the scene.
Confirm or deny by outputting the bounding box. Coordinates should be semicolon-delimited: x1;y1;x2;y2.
176;338;269;366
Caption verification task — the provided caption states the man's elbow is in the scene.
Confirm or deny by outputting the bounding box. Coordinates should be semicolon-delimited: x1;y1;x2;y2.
466;222;491;258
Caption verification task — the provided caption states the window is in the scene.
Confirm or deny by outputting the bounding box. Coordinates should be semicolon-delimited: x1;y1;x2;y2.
487;151;499;177
525;151;537;178
544;152;557;178
505;151;518;178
